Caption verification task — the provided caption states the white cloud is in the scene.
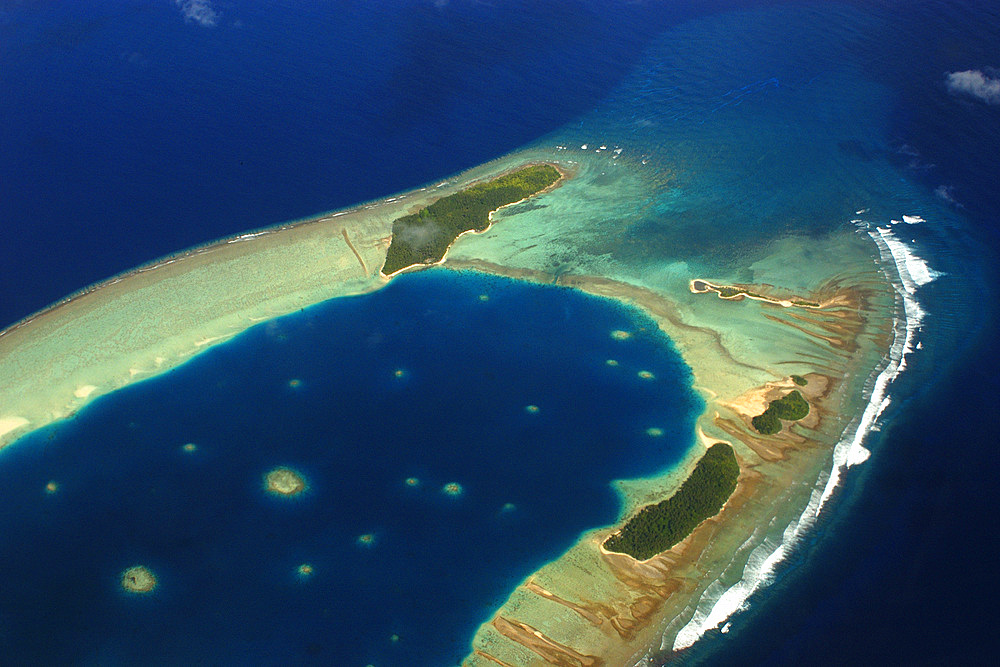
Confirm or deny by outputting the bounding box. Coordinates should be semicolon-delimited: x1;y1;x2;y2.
934;185;953;202
945;69;1000;105
397;219;444;249
175;0;219;28
934;185;963;208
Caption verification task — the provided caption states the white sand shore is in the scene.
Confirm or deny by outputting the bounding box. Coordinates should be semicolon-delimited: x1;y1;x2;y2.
73;385;97;399
0;417;29;440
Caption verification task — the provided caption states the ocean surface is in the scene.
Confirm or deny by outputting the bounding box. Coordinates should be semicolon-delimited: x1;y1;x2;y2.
0;269;701;664
3;0;1000;664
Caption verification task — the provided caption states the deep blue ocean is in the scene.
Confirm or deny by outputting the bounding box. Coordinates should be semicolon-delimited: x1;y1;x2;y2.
3;0;1000;664
0;269;701;664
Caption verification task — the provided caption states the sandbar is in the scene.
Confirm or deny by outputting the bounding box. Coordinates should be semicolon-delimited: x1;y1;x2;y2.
73;385;97;399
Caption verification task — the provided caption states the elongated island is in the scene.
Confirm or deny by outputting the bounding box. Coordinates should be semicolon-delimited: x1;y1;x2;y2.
382;164;562;276
603;443;739;561
0;149;897;665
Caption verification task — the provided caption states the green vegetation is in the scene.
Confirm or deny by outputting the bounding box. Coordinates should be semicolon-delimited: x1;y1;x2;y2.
603;443;739;561
381;164;561;276
751;389;810;435
791;374;808;386
751;410;782;435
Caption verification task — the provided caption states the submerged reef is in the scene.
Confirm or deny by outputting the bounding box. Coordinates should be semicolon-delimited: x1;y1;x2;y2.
264;467;307;496
120;566;157;594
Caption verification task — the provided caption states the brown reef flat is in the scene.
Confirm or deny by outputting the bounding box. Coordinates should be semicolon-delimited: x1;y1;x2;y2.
448;250;893;665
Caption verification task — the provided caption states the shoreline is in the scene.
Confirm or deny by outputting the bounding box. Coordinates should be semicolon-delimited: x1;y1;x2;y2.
0;156;572;451
379;161;571;280
0;148;903;666
443;253;894;665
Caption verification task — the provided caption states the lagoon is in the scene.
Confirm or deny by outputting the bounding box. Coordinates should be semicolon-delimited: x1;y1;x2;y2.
0;269;701;664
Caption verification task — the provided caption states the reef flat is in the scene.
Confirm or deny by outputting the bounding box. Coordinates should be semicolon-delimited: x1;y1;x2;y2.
441;151;895;664
0;158;545;451
0;149;895;664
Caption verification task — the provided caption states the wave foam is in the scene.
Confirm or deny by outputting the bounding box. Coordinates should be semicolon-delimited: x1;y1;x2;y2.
664;221;940;656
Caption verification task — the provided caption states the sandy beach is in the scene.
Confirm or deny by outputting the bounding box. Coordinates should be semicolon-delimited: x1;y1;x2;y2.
0;417;29;441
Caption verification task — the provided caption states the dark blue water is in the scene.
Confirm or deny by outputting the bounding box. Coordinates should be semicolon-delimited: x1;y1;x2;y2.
672;2;1000;664
5;1;1000;664
0;0;721;330
0;269;702;664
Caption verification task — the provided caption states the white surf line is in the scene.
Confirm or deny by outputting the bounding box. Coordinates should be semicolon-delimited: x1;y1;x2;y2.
667;217;941;655
817;222;941;507
226;230;271;244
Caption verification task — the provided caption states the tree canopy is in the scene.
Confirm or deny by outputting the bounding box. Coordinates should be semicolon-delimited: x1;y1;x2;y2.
381;164;561;276
603;443;739;561
751;389;810;435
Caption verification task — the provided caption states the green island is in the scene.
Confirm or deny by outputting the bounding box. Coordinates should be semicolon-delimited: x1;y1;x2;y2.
603;443;740;561
791;374;808;386
751;389;810;435
381;164;561;276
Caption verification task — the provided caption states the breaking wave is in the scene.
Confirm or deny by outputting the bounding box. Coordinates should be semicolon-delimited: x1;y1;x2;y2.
657;217;941;657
